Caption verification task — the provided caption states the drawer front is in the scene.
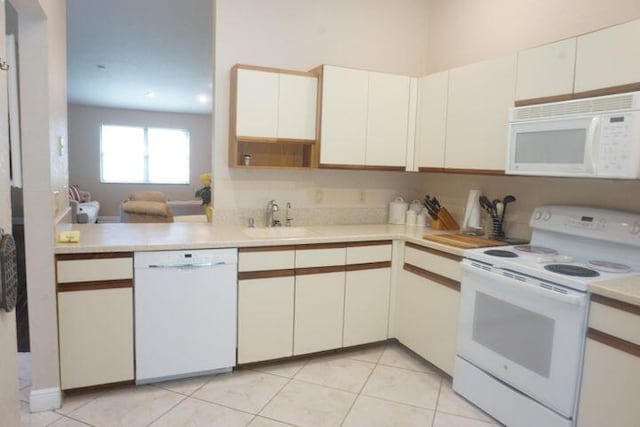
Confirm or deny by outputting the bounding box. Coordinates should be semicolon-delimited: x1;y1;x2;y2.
57;258;133;283
589;300;640;346
239;249;295;272
295;247;346;268
346;243;392;265
404;245;461;282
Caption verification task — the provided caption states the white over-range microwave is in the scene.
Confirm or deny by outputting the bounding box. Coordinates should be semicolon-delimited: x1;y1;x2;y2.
507;91;640;179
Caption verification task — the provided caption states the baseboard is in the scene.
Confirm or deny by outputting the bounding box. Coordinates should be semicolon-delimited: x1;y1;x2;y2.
98;216;120;223
29;387;62;412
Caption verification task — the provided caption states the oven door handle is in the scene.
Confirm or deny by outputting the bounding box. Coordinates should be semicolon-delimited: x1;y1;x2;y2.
462;262;586;306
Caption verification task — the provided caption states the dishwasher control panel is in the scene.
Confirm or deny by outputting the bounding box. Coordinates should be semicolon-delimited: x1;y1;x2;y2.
134;249;238;268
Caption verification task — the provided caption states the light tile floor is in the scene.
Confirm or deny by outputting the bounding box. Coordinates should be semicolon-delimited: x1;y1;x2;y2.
18;342;500;427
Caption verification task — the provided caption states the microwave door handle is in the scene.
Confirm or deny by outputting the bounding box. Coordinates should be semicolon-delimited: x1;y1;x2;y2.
585;117;600;174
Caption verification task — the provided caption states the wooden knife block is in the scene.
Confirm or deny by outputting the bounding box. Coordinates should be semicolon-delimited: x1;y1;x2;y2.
431;208;460;230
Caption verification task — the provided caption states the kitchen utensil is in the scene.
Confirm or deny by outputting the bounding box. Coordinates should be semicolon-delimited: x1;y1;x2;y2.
501;195;517;224
388;197;409;224
423;197;439;219
479;196;495;218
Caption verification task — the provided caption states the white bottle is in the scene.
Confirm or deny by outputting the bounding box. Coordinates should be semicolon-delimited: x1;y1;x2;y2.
405;210;417;226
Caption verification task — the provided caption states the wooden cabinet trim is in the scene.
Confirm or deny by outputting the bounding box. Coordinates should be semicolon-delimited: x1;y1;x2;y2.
238;269;296;280
235;63;318;78
591;294;640;316
296;265;345;276
514;82;640;107
239;246;296;253
319;163;405;172
57;279;133;292
346;240;392;248
346;261;391;272
56;252;133;261
295;242;346;250
405;242;462;262
403;263;461;292
587;327;640;358
235;136;316;145
418;167;505;176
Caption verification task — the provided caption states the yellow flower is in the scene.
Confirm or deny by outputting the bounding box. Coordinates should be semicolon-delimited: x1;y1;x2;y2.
199;172;212;186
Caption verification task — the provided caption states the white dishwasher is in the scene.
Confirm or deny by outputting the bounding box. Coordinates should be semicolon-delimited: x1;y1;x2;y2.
134;249;237;384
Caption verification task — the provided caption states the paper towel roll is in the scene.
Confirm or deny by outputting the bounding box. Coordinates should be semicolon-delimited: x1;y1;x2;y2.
462;190;482;230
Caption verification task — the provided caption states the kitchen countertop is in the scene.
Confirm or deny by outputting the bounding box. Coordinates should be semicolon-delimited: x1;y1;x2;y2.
54;223;466;256
589;276;640;307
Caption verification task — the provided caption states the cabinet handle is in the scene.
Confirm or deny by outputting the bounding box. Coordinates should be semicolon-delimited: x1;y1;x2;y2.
587;328;640;359
148;261;227;269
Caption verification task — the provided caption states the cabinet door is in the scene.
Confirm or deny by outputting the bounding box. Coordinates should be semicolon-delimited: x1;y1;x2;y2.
396;268;459;375
414;71;449;169
577;338;640;427
575;19;640;93
238;276;295;363
58;288;134;389
320;66;369;165
278;73;317;140
236;68;279;138
445;55;517;171
365;72;411;167
343;267;391;347
516;38;576;101
294;271;345;355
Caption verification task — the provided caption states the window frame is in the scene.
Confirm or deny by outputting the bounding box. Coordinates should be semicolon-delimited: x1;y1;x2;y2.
99;124;191;185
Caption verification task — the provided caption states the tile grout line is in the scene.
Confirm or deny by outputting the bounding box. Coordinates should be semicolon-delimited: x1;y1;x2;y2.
338;355;380;426
143;393;189;427
431;377;444;427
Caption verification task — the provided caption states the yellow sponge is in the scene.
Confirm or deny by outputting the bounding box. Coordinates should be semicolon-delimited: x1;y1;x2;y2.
57;230;80;243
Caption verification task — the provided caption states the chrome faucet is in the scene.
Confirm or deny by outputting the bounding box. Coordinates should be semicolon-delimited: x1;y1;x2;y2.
266;200;280;227
285;202;293;227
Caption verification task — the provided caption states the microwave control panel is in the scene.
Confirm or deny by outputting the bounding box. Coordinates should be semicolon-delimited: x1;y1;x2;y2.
597;112;640;177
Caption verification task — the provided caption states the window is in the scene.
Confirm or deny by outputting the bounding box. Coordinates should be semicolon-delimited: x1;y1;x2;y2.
100;125;190;184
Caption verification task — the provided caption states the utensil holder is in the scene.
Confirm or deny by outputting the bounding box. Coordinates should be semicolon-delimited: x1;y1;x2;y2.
431;208;460;230
489;217;505;240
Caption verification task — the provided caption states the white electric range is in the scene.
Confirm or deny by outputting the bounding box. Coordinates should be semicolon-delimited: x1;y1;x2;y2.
453;205;640;427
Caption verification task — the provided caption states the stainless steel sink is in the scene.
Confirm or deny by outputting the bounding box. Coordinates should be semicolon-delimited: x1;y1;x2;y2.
243;227;317;239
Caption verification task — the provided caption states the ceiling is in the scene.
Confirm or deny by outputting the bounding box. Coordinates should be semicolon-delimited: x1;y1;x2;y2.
67;0;213;114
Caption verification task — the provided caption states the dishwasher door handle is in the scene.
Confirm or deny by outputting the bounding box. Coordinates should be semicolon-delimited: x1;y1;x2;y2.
148;261;228;270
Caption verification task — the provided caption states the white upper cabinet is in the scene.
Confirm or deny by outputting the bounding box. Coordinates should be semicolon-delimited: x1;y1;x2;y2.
414;71;449;169
516;38;577;101
235;67;317;140
365;72;411;167
236;68;280;138
320;66;369;165
575;19;640;93
445;54;517;171
278;73;318;140
320;65;411;168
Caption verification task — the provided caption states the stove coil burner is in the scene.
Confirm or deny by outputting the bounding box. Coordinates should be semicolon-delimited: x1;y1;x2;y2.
588;260;632;273
514;245;558;255
483;249;519;258
544;264;600;277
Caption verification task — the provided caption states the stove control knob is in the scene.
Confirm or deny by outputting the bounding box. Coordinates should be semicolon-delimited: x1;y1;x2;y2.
631;221;640;235
533;210;542;220
542;210;552;221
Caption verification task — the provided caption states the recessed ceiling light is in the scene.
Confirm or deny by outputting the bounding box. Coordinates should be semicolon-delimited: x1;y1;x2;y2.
197;94;208;103
144;91;156;98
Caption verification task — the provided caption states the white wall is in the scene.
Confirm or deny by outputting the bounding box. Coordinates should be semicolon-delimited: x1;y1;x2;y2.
0;0;20;423
213;0;430;215
68;104;212;216
15;0;67;410
426;0;640;73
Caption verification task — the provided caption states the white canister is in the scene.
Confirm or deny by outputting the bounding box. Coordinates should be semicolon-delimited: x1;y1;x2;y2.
405;210;417;226
409;200;423;212
388;196;408;224
416;210;428;227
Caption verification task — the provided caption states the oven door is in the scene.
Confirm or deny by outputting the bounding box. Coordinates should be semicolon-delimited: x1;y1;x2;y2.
456;260;588;417
506;115;599;177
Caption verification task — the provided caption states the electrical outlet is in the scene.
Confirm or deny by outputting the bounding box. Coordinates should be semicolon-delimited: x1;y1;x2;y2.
315;188;324;203
358;189;366;203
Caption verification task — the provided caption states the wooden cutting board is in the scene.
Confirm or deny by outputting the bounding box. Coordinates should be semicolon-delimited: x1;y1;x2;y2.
423;233;508;249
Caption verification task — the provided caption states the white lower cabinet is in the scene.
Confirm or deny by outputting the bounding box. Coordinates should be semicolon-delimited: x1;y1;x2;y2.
577;297;640;427
294;271;346;355
344;267;391;347
237;276;295;364
58;288;134;390
395;244;461;375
